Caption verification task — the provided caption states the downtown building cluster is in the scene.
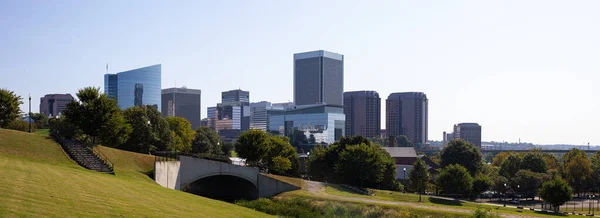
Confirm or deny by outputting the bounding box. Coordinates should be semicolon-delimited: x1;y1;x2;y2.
29;49;482;153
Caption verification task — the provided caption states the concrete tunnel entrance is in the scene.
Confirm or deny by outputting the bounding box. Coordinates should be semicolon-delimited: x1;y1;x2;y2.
186;175;258;201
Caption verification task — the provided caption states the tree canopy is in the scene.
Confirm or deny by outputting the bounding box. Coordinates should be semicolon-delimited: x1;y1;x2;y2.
436;164;473;197
408;159;430;201
0;89;23;128
538;177;573;212
165;117;195;152
440;139;483;176
192;127;222;155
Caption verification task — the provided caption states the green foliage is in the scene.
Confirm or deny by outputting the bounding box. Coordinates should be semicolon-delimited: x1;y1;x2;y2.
440;139;483;176
538;177;573;212
28;113;49;129
562;148;586;165
471;174;492;200
236;130;271;168
336;143;387;188
192;127;222;155
48;117;79;140
6;119;36;132
499;153;522;178
165;117;194;152
0;88;23;128
591;151;600;182
267;135;299;176
271;156;292;175
122;106;172;153
437;164;473;197
408;159;430;201
221;142;234;157
513;170;545;200
98;110;131;147
520;151;547;173
397;135;414;147
491;152;512;167
472;207;501;218
564;154;591;195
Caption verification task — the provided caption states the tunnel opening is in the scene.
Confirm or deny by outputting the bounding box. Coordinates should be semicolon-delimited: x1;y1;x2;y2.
186;175;258;202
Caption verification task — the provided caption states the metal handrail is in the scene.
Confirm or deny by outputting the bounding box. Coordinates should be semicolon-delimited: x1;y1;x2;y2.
90;146;114;172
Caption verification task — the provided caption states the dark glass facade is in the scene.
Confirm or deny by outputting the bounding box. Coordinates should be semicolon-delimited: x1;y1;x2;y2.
294;50;344;106
104;64;161;110
386;92;428;147
161;87;202;129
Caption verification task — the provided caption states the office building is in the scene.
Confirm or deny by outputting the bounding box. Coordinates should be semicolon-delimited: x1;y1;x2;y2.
386;92;428;147
161;87;202;129
453;123;482;148
206;89;251;141
222;89;249;105
249;101;294;132
343;91;380;138
293;50;344;106
268;104;345;148
39;94;74;117
104;64;161;110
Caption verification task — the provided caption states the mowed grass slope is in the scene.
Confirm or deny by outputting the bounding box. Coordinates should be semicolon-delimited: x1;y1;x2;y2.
0;129;268;217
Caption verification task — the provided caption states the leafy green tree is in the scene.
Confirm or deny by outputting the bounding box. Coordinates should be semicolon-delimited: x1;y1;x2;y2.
122;106;172;153
563;148;587;165
28;113;49;129
471;174;492;200
397;135;413;147
307;144;328;181
7;120;36;132
408;159;430;201
491;175;509;196
62;87;128;145
221;141;234;157
564;154;591;196
49;117;79;140
335;143;386;188
440;139;483;176
591;151;600;186
543;153;559;170
436;164;473;197
271;156;292;175
98;110;131;147
267;135;299;176
520;151;547;173
491;152;512;167
192;127;222;154
499;153;522;178
513;170;545;201
165;117;194;152
0;89;23;128
538;177;573;212
236;130;271;168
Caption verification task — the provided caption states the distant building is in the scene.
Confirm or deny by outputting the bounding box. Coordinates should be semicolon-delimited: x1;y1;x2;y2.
443;132;454;147
39;94;74;117
200;118;209;127
386;92;428;146
343;91;380;138
249;101;292;132
104;64;161;110
382;147;418;165
268;104;345;150
161;87;201;129
380;129;387;138
222;89;249;105
453;123;482;148
294;50;344;106
206;89;251;141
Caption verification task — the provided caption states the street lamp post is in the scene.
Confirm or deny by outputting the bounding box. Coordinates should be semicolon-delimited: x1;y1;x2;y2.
147;120;151;154
504;183;507;207
28;94;31;133
517;185;520;207
403;168;406;193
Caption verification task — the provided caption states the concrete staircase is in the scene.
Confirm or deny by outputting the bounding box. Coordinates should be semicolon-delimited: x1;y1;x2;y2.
58;139;114;174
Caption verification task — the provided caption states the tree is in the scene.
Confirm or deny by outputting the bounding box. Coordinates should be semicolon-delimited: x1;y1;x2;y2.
29;113;49;129
165;117;194;152
440;139;483;176
192;127;222;155
98;110;131;147
436;164;473;197
271;156;292;175
520;151;547;173
221;142;234;157
543;153;559;170
499;153;522;178
335;143;387;188
122;106;171;153
7;120;36;132
513;170;545;201
471;174;492;200
491;152;512;167
591;151;600;187
408;159;430;201
267;135;299;176
307;144;328;181
0;89;23;128
538;177;573;212
236;130;271;168
563;148;587;166
397;135;413;147
49;117;79;140
62;87;127;145
564;154;591;196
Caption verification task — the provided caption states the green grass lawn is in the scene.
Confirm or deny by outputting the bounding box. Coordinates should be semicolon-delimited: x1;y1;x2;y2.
0;129;268;217
34;129;49;137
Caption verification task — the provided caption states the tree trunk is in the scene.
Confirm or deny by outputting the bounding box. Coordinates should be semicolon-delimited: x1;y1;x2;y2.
419;190;422;202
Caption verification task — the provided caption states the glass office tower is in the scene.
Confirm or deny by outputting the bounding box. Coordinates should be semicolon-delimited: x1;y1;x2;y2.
294;50;344;106
104;64;161;111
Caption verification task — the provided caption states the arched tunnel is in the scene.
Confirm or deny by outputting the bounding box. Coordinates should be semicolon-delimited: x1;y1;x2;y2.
185;175;258;202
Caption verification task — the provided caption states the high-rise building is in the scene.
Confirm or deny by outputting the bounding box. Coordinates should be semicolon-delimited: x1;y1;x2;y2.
343;91;381;138
207;89;251;141
161;87;202;129
249;101;294;132
293;50;344;106
222;89;249;105
39;94;74;117
442;131;454;147
453;123;482;148
104;64;161;110
386;92;428;147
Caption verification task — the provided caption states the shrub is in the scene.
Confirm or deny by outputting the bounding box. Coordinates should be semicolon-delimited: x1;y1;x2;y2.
7;119;36;132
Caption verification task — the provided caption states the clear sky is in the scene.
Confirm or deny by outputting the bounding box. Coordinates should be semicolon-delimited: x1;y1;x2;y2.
1;0;599;145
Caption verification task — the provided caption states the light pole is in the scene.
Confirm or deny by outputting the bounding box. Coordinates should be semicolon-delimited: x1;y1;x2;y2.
517;185;520;207
403;168;406;193
147;120;151;154
28;93;31;133
504;183;507;207
589;195;592;214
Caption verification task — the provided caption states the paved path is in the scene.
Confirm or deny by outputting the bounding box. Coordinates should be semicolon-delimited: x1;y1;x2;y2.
302;181;538;218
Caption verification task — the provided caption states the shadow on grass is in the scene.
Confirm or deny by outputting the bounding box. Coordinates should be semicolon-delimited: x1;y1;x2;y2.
144;169;154;180
428;197;463;206
533;211;568;217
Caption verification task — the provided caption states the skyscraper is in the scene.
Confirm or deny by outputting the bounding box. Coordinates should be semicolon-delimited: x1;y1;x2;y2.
343;91;381;138
104;64;161;110
453;123;482;148
386;92;428;146
293;50;344;106
206;89;251;142
161;87;202;129
222;89;249;105
39;94;74;117
249;101;292;132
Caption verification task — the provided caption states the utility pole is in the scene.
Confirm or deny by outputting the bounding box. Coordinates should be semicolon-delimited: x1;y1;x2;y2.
28;93;31;133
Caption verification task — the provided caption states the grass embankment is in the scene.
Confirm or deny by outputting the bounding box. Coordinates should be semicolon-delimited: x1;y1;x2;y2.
0;129;268;217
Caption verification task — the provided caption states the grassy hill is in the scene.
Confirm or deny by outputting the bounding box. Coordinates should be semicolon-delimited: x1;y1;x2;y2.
0;129;268;217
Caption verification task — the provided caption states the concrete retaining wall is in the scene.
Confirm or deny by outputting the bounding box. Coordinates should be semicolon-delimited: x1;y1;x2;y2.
178;156;259;188
154;161;181;190
258;174;301;198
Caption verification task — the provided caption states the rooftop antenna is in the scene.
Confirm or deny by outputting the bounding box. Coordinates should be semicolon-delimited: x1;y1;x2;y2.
106;63;109;74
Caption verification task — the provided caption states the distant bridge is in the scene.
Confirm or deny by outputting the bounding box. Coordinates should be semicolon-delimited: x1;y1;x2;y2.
417;148;599;157
154;155;299;201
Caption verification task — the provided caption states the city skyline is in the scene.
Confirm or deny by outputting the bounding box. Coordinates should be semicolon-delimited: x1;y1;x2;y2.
2;1;600;144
